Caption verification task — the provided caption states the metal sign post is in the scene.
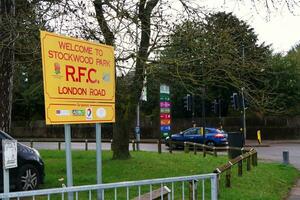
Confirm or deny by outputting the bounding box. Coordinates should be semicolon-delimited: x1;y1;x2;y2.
136;102;141;151
3;168;9;200
96;123;102;200
64;124;73;200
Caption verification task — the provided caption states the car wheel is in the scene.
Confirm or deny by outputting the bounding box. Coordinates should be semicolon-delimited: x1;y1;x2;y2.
17;164;39;191
206;141;215;147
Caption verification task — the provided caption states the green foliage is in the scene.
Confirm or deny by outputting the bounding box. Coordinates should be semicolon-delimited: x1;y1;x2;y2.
12;1;49;121
159;12;272;116
263;54;300;114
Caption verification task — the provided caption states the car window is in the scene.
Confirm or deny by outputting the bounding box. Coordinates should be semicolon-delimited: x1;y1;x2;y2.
182;128;192;135
184;128;198;135
206;129;213;134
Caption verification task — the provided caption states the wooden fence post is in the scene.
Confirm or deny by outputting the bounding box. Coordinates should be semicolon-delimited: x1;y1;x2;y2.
132;140;136;151
58;141;61;150
30;140;33;148
217;174;220;197
184;142;189;153
247;156;251;171
225;167;231;188
203;145;206;157
238;160;243;176
193;143;197;155
227;146;230;159
251;153;255;167
213;147;217;157
158;140;162;154
169;140;173;154
85;139;88;151
254;152;258;166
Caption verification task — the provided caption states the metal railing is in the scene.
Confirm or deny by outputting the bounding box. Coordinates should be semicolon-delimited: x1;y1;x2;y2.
181;141;258;195
0;173;218;200
213;148;257;189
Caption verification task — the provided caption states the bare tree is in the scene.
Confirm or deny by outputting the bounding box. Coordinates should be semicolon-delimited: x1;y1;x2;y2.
0;0;15;132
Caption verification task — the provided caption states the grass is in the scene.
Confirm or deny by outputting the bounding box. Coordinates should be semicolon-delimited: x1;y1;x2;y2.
40;150;299;200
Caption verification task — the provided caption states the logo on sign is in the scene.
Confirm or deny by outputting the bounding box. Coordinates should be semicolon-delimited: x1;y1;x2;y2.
54;63;61;74
56;110;70;116
86;108;93;120
102;73;110;82
96;108;106;118
72;109;85;116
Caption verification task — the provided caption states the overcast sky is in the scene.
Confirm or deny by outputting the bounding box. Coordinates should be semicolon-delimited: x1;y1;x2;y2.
201;0;300;54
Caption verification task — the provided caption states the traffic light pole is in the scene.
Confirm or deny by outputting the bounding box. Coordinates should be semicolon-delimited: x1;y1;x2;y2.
192;94;195;126
218;98;223;129
202;87;206;146
241;88;246;141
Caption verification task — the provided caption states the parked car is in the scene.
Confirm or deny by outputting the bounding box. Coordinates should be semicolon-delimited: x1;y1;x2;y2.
0;130;45;191
165;127;228;148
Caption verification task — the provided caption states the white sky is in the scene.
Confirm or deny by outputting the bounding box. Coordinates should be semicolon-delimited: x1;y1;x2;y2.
50;1;300;54
201;0;300;53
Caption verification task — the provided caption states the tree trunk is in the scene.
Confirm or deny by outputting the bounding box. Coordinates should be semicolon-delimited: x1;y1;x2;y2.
0;0;15;132
94;0;159;159
111;88;134;159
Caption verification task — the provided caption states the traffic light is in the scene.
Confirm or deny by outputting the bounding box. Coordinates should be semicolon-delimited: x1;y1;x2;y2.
244;97;249;108
230;93;239;110
211;99;219;114
183;94;192;111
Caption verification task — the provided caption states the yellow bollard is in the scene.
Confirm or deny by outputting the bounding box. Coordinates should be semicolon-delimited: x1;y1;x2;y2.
257;130;262;144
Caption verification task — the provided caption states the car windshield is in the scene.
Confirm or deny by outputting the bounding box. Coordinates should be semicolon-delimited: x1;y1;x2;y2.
0;131;14;140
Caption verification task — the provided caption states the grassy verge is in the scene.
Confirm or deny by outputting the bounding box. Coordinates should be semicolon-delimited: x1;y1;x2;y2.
40;150;299;200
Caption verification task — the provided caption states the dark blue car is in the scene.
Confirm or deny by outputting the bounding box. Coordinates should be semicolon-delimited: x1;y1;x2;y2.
165;127;228;148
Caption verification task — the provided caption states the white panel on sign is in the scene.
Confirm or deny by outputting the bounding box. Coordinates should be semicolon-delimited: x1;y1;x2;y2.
2;140;18;169
160;84;170;94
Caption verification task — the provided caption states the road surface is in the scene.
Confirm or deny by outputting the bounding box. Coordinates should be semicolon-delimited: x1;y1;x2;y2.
23;140;300;169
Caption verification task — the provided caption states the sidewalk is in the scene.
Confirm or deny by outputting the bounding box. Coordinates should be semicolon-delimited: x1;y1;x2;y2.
287;180;300;200
245;139;300;147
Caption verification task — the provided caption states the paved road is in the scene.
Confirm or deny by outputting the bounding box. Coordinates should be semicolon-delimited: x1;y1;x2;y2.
255;143;300;170
24;140;300;169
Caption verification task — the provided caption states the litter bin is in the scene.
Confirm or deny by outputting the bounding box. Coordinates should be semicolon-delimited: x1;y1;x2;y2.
227;132;244;159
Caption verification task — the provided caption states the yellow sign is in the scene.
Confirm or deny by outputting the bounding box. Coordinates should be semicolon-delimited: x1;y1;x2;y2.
40;31;115;124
